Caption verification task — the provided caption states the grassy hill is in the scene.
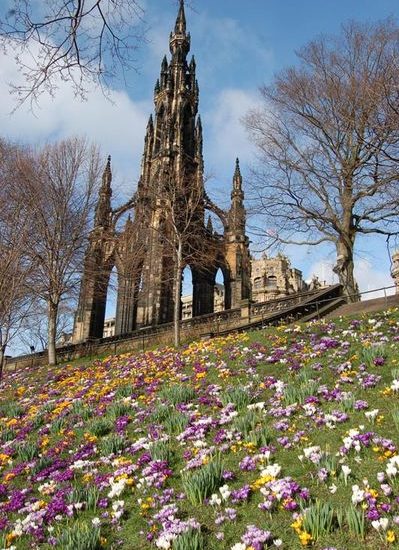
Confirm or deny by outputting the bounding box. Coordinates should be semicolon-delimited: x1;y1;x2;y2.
2;309;399;549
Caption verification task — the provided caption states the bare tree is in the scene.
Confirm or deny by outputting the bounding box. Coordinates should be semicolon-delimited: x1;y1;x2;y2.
0;142;34;376
18;302;74;353
245;19;399;301
0;0;146;108
15;137;102;364
159;174;217;347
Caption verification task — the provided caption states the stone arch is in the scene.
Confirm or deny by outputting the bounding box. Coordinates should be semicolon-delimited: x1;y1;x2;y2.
103;264;118;337
181;265;194;320
88;254;116;340
114;243;145;335
213;261;231;311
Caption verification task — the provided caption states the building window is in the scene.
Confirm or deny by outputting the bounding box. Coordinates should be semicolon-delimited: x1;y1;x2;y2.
254;277;262;289
266;276;277;289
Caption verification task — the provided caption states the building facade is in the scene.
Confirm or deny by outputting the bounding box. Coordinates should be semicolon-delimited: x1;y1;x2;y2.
72;1;251;343
251;253;307;302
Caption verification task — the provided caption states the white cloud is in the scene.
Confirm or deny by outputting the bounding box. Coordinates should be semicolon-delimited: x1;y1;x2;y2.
145;7;273;81
0;48;152;199
307;258;394;299
204;88;261;179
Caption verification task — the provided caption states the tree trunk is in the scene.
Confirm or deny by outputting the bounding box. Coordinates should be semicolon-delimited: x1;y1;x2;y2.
174;239;183;348
47;301;59;365
333;238;359;302
0;330;5;380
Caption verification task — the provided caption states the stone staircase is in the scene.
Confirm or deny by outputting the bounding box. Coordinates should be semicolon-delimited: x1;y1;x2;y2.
216;284;345;336
326;293;399;319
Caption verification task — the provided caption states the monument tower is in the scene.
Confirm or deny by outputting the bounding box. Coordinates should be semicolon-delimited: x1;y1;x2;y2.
72;0;251;343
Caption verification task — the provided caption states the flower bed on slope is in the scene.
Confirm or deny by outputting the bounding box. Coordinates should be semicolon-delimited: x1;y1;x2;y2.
2;311;399;549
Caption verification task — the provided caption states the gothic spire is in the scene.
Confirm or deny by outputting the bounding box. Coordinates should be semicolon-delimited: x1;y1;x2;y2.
175;0;186;34
95;156;112;228
103;155;112;187
233;158;242;191
146;114;154;132
229;158;246;235
169;0;190;60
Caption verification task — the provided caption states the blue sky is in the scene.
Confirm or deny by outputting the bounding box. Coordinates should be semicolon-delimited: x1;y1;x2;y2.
1;0;399;326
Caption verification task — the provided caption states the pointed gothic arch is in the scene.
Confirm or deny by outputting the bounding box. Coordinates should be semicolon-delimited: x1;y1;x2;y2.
181;265;194;319
213;262;231;311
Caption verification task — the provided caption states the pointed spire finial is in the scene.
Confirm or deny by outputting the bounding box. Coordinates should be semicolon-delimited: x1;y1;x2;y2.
96;155;112;227
235;157;240;175
175;0;186;34
233;158;242;191
102;155;112;187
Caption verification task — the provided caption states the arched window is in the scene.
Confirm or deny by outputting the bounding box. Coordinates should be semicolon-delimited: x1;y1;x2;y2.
266;276;277;289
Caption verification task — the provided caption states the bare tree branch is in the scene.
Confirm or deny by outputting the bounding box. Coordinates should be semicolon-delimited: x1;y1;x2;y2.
0;0;146;109
245;18;399;301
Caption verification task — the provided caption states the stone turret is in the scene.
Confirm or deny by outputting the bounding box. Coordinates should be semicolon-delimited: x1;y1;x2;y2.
228;158;246;237
94;156;112;229
225;158;251;307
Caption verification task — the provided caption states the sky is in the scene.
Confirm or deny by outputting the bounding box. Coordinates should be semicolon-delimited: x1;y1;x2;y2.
1;0;399;326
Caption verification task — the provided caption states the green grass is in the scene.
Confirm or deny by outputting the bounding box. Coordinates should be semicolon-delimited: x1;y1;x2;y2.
2;308;399;549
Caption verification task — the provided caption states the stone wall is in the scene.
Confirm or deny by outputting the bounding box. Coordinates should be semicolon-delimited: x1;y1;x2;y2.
6;286;342;372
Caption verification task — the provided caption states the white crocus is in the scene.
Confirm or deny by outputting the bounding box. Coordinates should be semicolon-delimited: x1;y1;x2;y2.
209;493;222;506
365;409;379;423
219;484;231;501
341;464;351;485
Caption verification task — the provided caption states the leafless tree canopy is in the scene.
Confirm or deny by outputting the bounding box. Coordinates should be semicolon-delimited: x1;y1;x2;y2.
0;141;34;375
0;0;145;107
12;137;103;364
245;19;399;300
